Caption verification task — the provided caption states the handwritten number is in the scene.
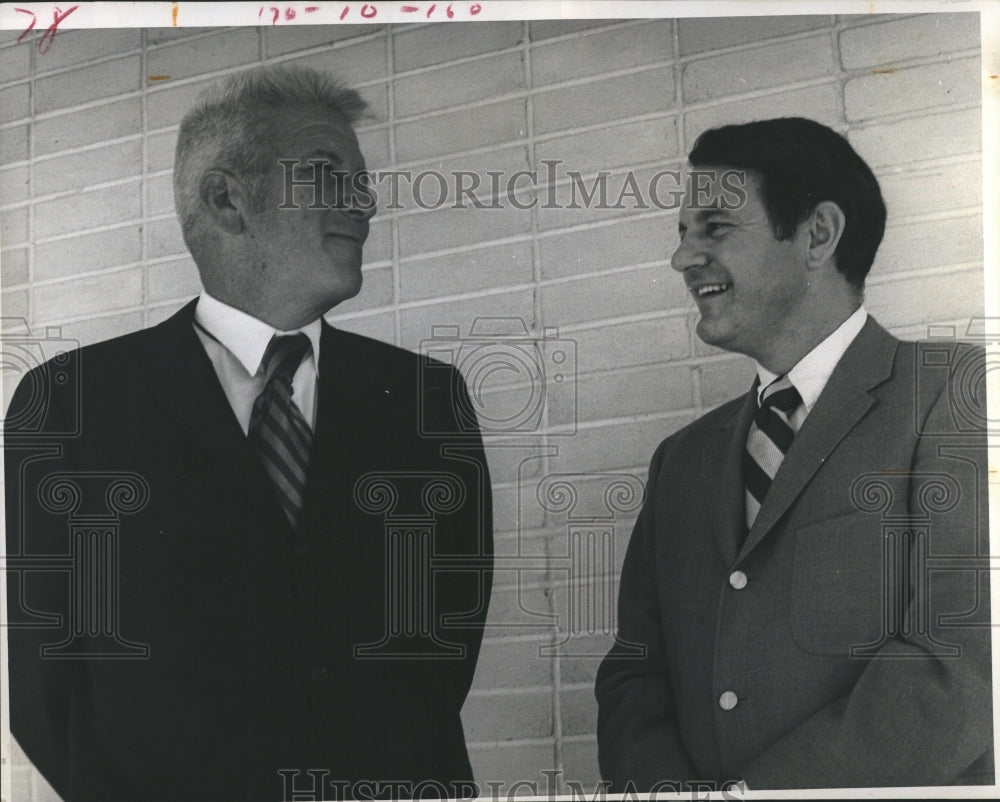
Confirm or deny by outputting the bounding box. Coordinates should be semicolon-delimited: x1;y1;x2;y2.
18;5;80;55
223;2;484;26
15;8;37;44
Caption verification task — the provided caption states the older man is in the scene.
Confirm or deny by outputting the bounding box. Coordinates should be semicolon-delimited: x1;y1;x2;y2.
5;66;492;801
595;117;992;790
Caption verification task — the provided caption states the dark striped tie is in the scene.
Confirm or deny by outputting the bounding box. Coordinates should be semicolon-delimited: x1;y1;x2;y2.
248;334;313;529
744;376;802;529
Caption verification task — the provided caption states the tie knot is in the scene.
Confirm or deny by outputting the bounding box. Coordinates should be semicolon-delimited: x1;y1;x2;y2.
261;333;311;384
759;376;801;415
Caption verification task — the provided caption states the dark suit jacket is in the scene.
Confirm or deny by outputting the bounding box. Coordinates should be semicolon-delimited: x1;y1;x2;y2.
5;299;493;801
595;318;993;790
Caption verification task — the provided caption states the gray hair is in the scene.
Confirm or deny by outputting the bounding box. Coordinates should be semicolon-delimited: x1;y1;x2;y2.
173;65;368;257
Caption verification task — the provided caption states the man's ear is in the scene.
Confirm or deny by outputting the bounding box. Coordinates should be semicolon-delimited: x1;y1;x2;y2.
805;200;846;269
199;170;250;235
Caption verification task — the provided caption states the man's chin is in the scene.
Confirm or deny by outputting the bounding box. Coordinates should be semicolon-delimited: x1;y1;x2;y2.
346;268;364;297
321;274;364;313
695;318;757;364
695;316;730;350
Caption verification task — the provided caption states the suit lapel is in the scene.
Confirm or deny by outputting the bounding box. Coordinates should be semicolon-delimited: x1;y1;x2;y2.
702;391;756;566
141;300;288;531
739;318;899;558
297;322;382;535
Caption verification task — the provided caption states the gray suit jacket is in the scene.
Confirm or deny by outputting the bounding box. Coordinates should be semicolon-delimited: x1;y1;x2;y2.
596;317;993;790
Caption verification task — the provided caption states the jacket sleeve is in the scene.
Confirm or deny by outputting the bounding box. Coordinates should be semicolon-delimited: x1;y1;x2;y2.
741;347;993;789
5;363;79;801
424;365;493;706
595;439;698;790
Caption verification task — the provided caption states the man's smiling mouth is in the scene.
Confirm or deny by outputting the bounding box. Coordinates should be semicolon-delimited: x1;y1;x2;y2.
693;282;731;297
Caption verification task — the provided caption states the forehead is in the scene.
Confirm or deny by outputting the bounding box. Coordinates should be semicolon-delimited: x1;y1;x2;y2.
679;165;762;221
270;104;362;159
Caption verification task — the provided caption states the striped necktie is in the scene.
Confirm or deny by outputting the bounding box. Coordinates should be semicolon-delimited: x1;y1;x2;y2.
743;375;802;529
248;334;313;529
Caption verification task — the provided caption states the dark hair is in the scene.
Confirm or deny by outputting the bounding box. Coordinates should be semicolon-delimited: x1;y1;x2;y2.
688;117;886;289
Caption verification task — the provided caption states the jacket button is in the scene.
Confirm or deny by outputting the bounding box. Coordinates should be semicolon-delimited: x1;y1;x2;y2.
294;541;310;556
311;667;328;682
719;691;738;711
728;570;748;590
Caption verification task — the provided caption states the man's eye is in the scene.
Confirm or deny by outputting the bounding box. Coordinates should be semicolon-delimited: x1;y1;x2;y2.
293;163;329;181
706;222;732;235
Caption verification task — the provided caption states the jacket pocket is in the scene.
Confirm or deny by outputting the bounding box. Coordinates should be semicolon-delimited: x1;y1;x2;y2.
789;512;889;656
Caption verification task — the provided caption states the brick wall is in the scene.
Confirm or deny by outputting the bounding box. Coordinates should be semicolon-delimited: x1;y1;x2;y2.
0;13;985;800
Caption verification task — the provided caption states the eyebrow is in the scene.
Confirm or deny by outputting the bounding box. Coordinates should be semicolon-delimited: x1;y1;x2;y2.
679;209;736;227
693;208;736;220
292;149;345;165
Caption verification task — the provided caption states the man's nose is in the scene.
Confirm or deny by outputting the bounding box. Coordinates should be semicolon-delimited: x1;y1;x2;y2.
346;183;377;221
345;200;375;221
670;236;706;273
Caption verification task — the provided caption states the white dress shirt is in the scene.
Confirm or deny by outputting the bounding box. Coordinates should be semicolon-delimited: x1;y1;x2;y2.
192;292;322;434
755;305;868;429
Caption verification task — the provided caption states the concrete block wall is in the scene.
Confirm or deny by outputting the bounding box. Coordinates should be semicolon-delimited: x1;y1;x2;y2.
0;12;985;799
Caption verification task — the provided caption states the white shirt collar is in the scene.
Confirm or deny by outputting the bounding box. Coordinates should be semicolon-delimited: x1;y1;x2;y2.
756;305;868;412
194;292;323;377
